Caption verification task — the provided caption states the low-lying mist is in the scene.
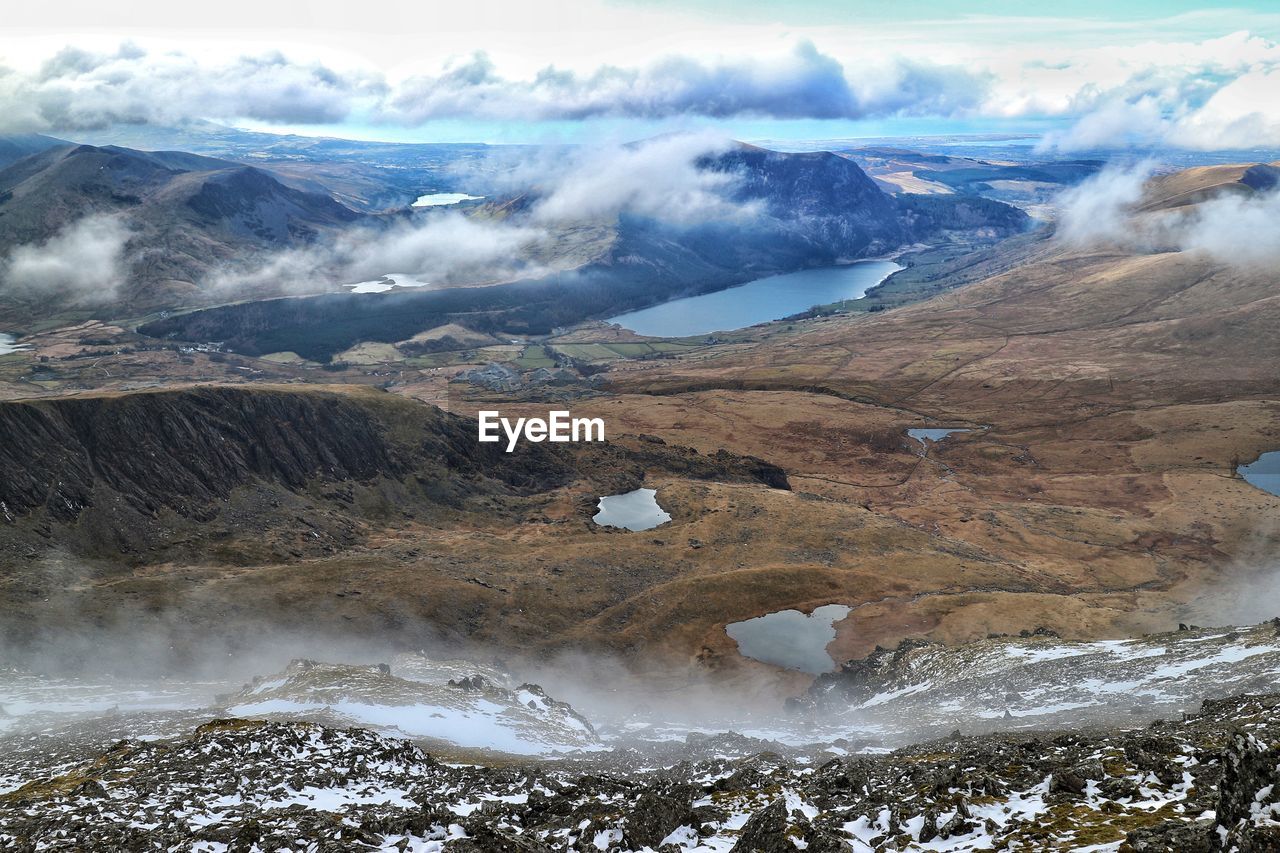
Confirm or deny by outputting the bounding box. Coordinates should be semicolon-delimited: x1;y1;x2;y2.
1055;161;1280;266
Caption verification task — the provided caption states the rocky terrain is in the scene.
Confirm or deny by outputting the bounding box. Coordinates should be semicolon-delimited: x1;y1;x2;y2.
1;137;1278;849
1;650;1278;850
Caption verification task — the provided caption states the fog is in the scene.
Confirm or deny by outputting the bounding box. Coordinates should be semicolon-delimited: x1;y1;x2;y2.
1056;162;1280;266
1;214;130;302
1055;161;1155;248
206;132;757;296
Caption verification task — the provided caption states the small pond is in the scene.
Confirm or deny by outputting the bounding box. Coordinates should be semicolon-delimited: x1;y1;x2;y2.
907;427;973;444
1239;451;1280;497
592;488;671;531
412;193;485;208
346;273;434;293
726;604;851;674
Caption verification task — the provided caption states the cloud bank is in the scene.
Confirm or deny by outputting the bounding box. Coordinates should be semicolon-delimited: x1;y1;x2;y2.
1;28;1277;151
1;214;130;302
1056;163;1280;266
213;134;748;294
1056;162;1156;248
1035;33;1280;151
0;40;983;131
493;132;756;225
386;42;985;123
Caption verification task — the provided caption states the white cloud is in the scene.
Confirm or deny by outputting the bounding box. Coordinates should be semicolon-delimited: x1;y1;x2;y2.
1055;161;1280;266
1169;66;1280;149
0;40;985;133
0;21;1276;149
1178;185;1280;266
0;44;385;132
2;215;130;302
385;42;984;123
521;132;757;225
1055;162;1156;248
207;214;548;294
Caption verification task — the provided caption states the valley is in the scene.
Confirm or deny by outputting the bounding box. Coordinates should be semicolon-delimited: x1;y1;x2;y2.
0;116;1278;850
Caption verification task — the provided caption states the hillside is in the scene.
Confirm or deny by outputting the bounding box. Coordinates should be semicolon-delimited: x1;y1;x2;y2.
0;384;791;668
138;142;1028;360
0;143;370;317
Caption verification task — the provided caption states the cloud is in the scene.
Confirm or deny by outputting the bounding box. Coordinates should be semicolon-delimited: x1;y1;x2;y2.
1055;161;1156;248
2;214;130;302
1169;66;1280;149
0;40;985;133
1177;184;1280;266
208;213;549;294
1055;160;1280;266
519;132;758;224
1033;33;1280;152
0;43;385;132
386;42;985;123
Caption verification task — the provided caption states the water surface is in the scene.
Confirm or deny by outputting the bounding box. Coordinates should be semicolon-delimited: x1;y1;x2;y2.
907;427;972;445
726;604;852;674
592;488;671;531
606;260;899;338
347;273;434;293
412;193;485;208
1239;451;1280;497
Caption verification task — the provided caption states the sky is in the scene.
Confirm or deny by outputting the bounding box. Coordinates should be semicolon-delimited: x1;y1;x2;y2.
1;0;1279;148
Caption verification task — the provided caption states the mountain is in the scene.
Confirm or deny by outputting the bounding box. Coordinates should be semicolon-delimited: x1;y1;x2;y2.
0;143;370;317
69;120;498;212
0;384;788;663
139;142;1029;360
0;133;70;170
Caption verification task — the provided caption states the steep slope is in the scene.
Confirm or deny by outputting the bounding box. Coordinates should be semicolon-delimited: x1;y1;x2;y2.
0;144;369;315
0;384;784;562
139;143;1028;360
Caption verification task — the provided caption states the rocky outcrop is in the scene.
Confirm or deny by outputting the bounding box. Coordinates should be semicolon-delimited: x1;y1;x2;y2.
1240;163;1280;192
6;691;1277;851
1213;732;1280;851
0;386;788;561
807;637;937;705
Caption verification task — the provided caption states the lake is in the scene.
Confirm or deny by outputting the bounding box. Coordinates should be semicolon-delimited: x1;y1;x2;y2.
605;260;899;338
346;273;434;294
412;193;485;208
1240;451;1280;497
726;604;851;674
592;488;671;531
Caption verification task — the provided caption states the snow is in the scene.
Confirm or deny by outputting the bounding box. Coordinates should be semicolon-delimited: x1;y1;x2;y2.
227;697;596;755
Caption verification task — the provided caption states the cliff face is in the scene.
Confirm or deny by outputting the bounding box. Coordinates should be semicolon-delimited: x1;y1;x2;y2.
1;387;405;523
0;386;785;563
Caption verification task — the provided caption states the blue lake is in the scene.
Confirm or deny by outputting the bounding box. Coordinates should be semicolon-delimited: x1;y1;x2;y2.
605;260;900;338
726;604;852;674
1240;451;1280;497
593;488;671;531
